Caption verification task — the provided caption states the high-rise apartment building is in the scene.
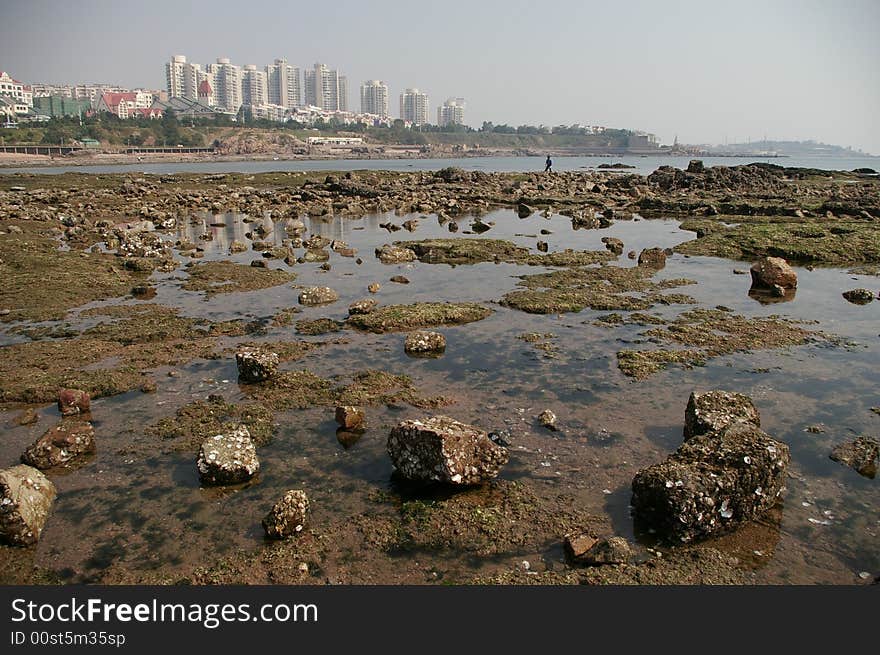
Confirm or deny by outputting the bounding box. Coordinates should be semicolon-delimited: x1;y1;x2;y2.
165;55;201;100
399;88;429;126
241;65;268;107
360;80;389;117
304;63;347;111
267;58;301;108
206;58;242;113
437;97;465;127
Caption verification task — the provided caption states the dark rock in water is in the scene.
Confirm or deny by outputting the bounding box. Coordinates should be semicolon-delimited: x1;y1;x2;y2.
402;219;419;232
631;422;789;543
471;219;491;234
536;241;549;253
687;160;705;174
349;298;377;315
390;275;410;284
488;430;512;447
262;490;309;539
336;428;363;449
830;436;879;478
842;288;874;305
564;532;598;560
0;465;56;546
517;203;534;218
750;256;797;289
21;420;95;469
684;390;760;440
197;426;260;486
335;405;365;430
602;237;624;255
537;409;558;431
250;259;268;268
387;416;508;485
627;250;637;259
447;221;459;233
235;349;279;383
58;388;90;416
637;247;667;269
404;330;446;355
131;284;157;299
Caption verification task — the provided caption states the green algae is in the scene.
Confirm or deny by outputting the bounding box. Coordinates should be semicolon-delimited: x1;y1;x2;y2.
346;302;492;333
396;238;613;267
148;396;276;451
181;261;296;296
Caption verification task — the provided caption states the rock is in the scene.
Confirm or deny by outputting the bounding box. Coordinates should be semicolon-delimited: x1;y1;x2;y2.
750;256;797;289
536;241;549;252
627;250;637;259
579;536;633;565
471;219;491;234
404;330;447;357
197;426;260;486
262;490;309;539
402;219;419;232
637;247;667;268
335;406;365;430
830;436;879;478
517;203;535;218
0;465;57;546
349;298;377;315
390;275;410;284
298;286;339;306
387;416;509;485
368;283;381;294
684;390;761;440
302;248;329;263
58;388;90;416
601;237;624;255
375;244;416;264
15;409;38;426
250;259;268;268
563;532;598;560
537;409;558;431
21;420;95;469
229;240;248;253
631;422;790;543
235;349;279;383
687;159;705;174
842;288;874;305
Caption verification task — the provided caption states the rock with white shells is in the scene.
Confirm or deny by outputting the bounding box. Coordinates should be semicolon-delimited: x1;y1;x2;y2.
262;490;310;539
0;465;57;546
197;426;260;486
683;390;760;440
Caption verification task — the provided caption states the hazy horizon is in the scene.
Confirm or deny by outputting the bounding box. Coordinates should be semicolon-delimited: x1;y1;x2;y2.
2;0;878;153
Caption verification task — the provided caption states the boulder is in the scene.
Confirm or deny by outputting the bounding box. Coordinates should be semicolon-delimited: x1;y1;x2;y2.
0;465;57;546
298;286;339;306
602;237;624;255
375;244;416;264
197;426;260;486
684;390;760;440
830;436;878;478
517;203;535;218
842;288;874;305
404;331;446;355
229;240;248;253
387;416;508;485
335;406;365;430
262;490;309;539
368;283;381;294
631;422;790;543
390;275;410;284
21;420;95;469
637;247;667;269
750;256;797;289
235;349;279;383
58;388;90;416
578;536;633;565
686;159;705;174
349;298;377;315
563;532;598;560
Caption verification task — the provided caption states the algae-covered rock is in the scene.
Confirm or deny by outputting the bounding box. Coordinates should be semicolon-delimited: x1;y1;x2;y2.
750;256;798;289
21;420;95;469
347;302;491;333
0;465;57;546
262;490;309;539
335;406;365;430
631;422;789;543
842;288;875;305
235;349;279;383
404;330;446;355
375;244;416;264
830;436;879;478
388;416;509;485
298;286;339;306
58;388;91;416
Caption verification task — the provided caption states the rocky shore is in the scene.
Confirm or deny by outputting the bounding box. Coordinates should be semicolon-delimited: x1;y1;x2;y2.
0;161;877;585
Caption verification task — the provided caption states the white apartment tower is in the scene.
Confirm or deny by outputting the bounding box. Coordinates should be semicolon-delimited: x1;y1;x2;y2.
165;55;201;100
400;88;429;126
360;80;389;117
241;65;268;107
206;58;242;113
304;63;347;111
437;97;465;127
266;58;301;108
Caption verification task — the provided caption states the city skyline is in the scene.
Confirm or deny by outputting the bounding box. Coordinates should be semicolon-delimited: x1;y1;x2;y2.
1;0;878;152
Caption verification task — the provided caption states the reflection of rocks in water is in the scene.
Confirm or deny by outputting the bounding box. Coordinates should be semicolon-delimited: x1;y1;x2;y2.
748;287;797;304
336;427;364;449
131;284;157;300
685;504;783;570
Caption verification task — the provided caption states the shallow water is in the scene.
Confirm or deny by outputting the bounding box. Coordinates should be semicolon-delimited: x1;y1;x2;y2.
1;207;877;584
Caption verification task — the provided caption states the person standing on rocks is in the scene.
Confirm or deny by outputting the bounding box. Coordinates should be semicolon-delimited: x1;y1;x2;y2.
544;155;553;173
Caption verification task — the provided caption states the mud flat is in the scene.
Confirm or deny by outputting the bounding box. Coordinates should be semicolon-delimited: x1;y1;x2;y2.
0;162;877;585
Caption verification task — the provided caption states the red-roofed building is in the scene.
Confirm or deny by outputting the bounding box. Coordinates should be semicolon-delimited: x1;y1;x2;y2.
197;79;214;107
133;107;163;119
96;90;155;118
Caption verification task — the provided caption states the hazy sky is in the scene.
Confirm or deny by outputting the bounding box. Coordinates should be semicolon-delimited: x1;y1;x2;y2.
2;0;878;152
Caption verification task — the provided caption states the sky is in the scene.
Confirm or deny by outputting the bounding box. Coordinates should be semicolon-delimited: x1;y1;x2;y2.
1;0;878;153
